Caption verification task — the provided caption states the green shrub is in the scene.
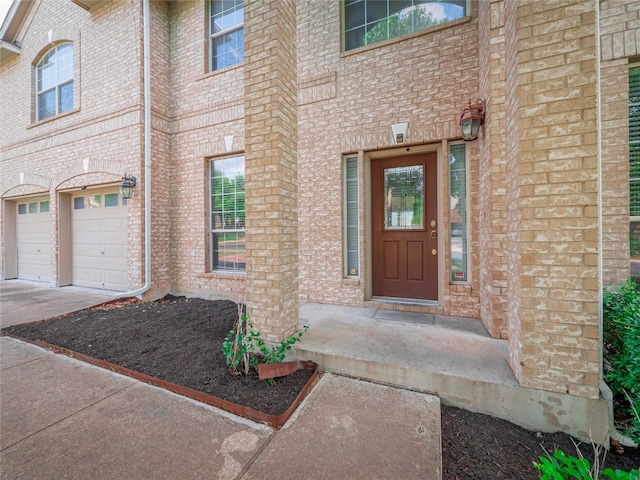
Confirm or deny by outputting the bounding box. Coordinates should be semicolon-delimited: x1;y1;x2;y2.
222;309;308;377
603;278;640;442
534;449;639;480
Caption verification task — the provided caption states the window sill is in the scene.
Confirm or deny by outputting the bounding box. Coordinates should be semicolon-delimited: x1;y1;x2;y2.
196;62;244;82
205;270;246;278
28;108;80;129
342;277;360;287
340;15;472;58
449;282;472;292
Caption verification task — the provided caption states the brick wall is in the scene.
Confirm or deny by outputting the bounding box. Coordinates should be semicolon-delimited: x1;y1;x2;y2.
165;0;246;301
244;0;299;341
504;0;523;384
507;0;601;398
0;0;146;290
296;0;482;318
148;0;172;296
478;0;509;338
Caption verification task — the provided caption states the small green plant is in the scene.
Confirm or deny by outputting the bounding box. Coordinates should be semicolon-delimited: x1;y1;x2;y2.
222;305;308;378
534;449;592;479
534;448;639;480
603;278;640;443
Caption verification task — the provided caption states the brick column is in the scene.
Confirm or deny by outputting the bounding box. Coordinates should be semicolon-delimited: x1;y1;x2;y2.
244;0;299;342
505;0;600;398
478;0;508;339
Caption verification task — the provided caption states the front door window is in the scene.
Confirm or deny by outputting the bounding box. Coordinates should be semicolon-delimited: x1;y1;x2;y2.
383;165;424;230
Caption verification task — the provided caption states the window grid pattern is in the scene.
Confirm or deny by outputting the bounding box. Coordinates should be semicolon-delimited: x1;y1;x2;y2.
18;201;50;214
343;0;467;51
210;0;244;71
345;157;359;276
211;156;246;272
37;43;73;121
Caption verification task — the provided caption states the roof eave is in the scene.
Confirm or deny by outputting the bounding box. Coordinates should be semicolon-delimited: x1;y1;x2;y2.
1;1;33;44
70;0;110;11
0;39;21;65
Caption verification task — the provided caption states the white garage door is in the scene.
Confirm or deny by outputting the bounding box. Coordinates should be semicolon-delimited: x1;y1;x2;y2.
72;190;128;291
16;197;52;283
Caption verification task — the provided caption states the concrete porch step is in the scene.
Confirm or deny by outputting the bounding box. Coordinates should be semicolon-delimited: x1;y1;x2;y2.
292;302;609;444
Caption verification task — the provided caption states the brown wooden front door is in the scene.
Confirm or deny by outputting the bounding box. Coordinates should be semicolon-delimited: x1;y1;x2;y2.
372;153;438;300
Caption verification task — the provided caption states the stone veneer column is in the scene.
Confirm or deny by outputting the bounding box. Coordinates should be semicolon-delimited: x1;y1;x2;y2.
243;0;299;342
505;0;600;398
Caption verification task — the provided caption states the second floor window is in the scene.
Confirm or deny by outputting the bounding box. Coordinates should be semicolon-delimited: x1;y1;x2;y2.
37;43;74;121
343;0;467;51
210;0;244;71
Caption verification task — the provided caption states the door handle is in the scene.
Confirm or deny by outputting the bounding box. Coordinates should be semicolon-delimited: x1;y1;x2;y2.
430;230;437;238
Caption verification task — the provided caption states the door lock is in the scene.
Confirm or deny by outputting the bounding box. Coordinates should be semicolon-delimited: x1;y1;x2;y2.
430;230;437;238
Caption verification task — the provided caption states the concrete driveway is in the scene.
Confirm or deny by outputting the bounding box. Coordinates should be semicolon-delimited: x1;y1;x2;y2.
0;280;113;328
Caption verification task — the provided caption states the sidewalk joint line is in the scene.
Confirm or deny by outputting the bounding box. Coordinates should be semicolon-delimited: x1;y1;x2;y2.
235;427;279;479
1;381;138;452
0;352;51;372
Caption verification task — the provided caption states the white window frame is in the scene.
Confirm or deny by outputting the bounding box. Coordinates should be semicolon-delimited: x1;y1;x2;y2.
344;156;360;277
342;0;469;52
209;0;244;72
210;155;246;273
36;43;74;121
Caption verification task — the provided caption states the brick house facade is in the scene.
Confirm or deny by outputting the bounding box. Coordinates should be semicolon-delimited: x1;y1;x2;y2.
1;0;638;407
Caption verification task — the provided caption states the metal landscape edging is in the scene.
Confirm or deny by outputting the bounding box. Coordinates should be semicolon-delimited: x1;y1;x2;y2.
8;335;321;428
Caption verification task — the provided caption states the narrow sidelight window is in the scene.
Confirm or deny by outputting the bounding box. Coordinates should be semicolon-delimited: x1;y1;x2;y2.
630;66;640;280
449;143;468;282
345;157;359;276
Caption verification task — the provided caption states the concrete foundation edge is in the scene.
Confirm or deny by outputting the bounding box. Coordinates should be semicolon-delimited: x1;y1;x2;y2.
297;349;610;445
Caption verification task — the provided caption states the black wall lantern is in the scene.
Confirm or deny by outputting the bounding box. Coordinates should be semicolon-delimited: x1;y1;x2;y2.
459;99;486;141
118;173;137;200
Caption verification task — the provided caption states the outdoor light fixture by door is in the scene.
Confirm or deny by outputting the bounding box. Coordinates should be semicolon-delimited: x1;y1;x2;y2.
459;99;485;141
118;173;137;200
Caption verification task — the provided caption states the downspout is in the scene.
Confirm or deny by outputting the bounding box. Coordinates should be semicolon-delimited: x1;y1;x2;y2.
595;0;637;449
120;0;151;298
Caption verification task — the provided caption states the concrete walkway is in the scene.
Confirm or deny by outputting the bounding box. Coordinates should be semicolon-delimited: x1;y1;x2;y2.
0;281;442;479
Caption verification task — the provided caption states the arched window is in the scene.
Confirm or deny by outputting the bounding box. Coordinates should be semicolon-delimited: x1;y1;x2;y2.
36;43;74;121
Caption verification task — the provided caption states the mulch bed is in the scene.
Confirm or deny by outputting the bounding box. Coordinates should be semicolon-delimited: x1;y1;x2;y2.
3;296;313;417
3;295;639;478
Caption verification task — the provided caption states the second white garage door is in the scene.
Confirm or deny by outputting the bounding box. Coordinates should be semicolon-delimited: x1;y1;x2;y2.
72;190;128;291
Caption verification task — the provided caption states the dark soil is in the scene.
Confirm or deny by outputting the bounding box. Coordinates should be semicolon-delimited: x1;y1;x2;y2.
3;296;639;479
2;296;313;416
